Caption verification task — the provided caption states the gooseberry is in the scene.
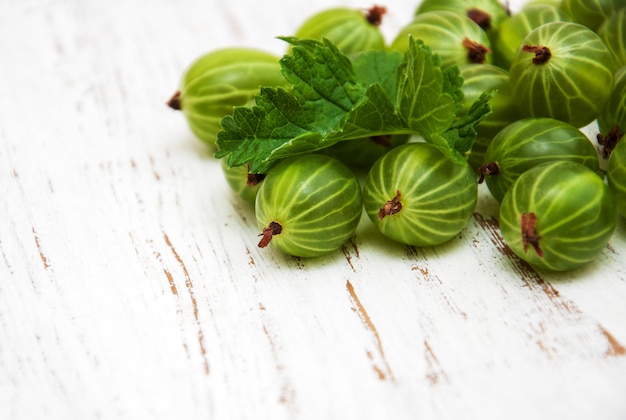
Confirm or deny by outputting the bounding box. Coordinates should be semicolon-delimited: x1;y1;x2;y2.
597;9;626;70
559;0;625;31
255;154;363;258
414;0;509;36
457;63;518;170
479;117;600;202
221;159;265;203
390;11;493;68
499;160;617;271
363;143;477;247
492;3;571;69
167;48;287;147
291;6;387;56
509;21;614;127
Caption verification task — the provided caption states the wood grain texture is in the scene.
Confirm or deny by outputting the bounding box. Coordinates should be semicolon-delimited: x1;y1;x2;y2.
1;0;625;419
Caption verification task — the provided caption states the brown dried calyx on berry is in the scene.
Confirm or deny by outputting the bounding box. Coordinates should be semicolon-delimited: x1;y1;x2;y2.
477;162;500;184
246;163;266;187
467;8;492;30
597;126;623;159
370;134;392;147
523;45;552;64
463;37;491;64
521;212;543;257
258;221;282;248
378;190;403;220
167;90;182;110
365;5;386;26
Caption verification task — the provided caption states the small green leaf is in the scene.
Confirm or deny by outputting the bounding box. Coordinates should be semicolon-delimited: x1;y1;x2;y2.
395;40;462;136
442;90;495;154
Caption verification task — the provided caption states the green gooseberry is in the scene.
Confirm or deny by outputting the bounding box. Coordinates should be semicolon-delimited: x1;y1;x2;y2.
492;3;572;70
414;0;509;36
291;6;387;55
167;48;288;147
255;154;363;258
459;64;518;138
559;0;625;31
598;10;626;73
457;63;518;170
499;161;617;271
363;143;477;247
479;117;600;202
390;11;493;68
509;21;614;127
220;159;265;203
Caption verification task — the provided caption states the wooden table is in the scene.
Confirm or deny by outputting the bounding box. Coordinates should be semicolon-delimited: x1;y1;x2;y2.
2;0;625;418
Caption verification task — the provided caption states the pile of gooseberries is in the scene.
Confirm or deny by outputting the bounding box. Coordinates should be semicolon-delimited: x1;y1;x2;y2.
168;0;626;271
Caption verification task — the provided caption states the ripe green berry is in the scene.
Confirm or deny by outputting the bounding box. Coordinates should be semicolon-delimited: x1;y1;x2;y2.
168;48;287;147
458;63;518;170
509;21;615;127
414;0;509;36
221;159;264;203
499;161;617;271
492;3;571;70
255;155;363;258
559;0;625;31
459;64;517;138
363;143;477;247
391;11;493;68
597;9;626;70
479;117;600;202
291;6;387;55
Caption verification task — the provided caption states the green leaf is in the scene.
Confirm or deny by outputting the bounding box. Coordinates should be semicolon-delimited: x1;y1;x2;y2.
395;40;463;137
215;36;491;173
441;90;495;155
352;49;404;99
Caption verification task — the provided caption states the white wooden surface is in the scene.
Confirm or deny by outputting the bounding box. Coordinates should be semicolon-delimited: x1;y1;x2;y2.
1;0;625;419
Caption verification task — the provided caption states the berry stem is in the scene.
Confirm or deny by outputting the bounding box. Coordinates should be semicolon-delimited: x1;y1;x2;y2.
370;134;392;147
167;91;182;110
462;38;491;64
521;212;543;257
477;162;500;184
597;126;623;159
258;221;283;248
467;8;492;30
365;5;386;26
246;163;266;187
378;190;402;220
522;45;551;64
